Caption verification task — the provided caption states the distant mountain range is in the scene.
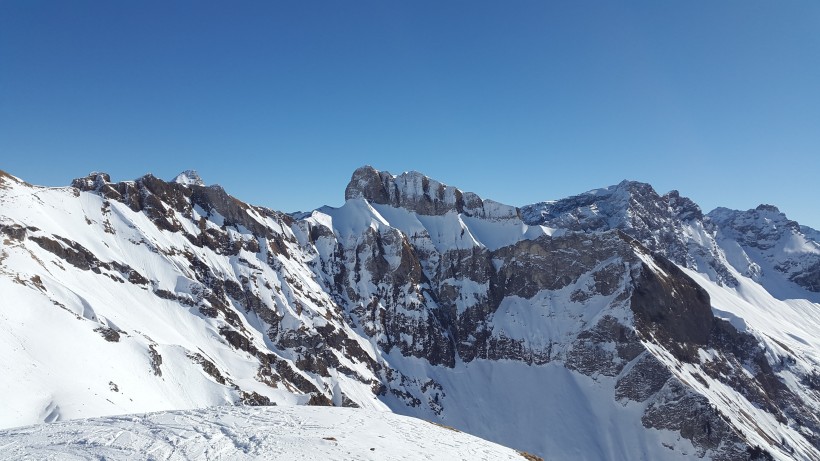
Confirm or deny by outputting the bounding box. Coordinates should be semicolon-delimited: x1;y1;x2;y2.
1;166;818;460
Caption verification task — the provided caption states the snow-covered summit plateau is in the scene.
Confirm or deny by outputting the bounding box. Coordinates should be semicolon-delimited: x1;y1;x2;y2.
1;165;818;460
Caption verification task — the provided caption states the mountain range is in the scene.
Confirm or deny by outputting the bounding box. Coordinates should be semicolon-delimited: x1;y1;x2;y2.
0;166;818;460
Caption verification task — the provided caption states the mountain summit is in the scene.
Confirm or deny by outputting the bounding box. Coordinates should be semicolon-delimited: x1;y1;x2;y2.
0;166;818;460
173;169;205;186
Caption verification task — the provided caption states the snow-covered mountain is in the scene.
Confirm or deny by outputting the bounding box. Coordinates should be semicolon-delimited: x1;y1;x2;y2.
1;166;818;460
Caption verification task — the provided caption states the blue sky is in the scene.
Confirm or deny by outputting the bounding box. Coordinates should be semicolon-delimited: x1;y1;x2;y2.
1;1;818;226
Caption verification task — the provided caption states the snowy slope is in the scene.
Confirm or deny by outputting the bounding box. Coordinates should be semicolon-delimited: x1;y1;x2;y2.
683;261;820;429
0;406;533;461
0;170;388;428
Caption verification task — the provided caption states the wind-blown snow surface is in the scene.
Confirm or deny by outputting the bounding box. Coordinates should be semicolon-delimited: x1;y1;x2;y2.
0;406;530;460
2;166;820;460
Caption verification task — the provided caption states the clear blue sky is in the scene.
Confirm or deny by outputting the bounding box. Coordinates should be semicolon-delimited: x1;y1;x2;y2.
1;1;818;227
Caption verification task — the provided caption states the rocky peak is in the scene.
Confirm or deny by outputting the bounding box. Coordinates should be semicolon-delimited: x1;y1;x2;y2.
345;165;391;204
71;172;112;192
755;204;780;213
173;170;205;187
519;181;733;284
614;179;657;198
662;190;704;222
344;166;518;219
520;180;701;231
708;206;802;243
708;206;820;293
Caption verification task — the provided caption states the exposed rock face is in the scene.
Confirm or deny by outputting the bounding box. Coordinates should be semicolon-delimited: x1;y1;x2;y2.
615;352;671;402
629;246;715;361
345;165;518;219
1;166;818;460
641;378;751;461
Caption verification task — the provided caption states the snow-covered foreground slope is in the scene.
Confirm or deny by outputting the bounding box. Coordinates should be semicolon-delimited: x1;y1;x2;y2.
0;406;533;461
2;166;820;460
